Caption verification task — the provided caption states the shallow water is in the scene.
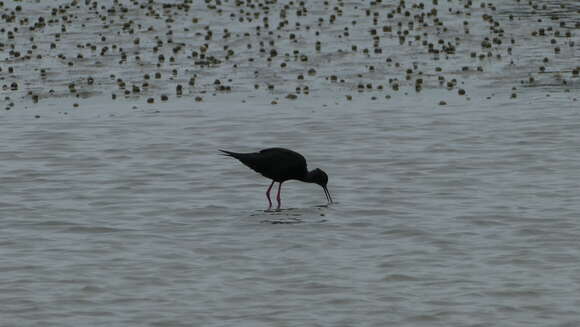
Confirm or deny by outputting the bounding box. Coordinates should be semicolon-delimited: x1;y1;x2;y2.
2;0;580;326
3;96;579;326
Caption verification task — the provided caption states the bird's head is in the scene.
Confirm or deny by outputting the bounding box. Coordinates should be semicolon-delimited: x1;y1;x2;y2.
311;168;333;204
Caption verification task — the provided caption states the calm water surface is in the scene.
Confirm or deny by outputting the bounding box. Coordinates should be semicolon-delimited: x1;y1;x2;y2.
2;96;580;326
1;0;580;325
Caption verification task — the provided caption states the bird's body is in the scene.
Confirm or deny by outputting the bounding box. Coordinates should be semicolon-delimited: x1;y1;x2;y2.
221;148;308;182
220;148;332;210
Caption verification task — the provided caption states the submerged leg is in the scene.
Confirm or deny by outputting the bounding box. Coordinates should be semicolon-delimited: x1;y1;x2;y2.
266;180;275;209
276;182;283;210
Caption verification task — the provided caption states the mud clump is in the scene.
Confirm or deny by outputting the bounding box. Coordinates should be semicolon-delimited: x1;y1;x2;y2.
0;0;578;109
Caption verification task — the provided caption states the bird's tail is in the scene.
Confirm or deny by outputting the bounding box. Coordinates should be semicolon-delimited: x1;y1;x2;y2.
218;149;236;157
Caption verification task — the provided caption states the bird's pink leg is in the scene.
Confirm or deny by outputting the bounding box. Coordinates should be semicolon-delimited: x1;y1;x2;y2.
266;180;275;210
276;182;283;210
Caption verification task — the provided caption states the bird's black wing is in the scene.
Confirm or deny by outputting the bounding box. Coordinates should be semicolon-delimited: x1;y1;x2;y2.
220;148;307;181
257;148;308;181
259;148;306;163
219;149;267;173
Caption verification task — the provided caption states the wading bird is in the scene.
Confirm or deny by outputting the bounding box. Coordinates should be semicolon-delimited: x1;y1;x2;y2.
220;148;333;210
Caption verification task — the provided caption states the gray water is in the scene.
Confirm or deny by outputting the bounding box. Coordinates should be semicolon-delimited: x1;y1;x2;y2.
3;97;580;326
2;0;580;326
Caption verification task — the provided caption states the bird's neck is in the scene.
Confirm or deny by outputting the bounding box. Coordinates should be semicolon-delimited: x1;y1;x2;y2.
298;170;318;184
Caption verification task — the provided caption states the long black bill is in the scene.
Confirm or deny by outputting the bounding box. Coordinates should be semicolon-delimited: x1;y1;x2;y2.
323;186;333;204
